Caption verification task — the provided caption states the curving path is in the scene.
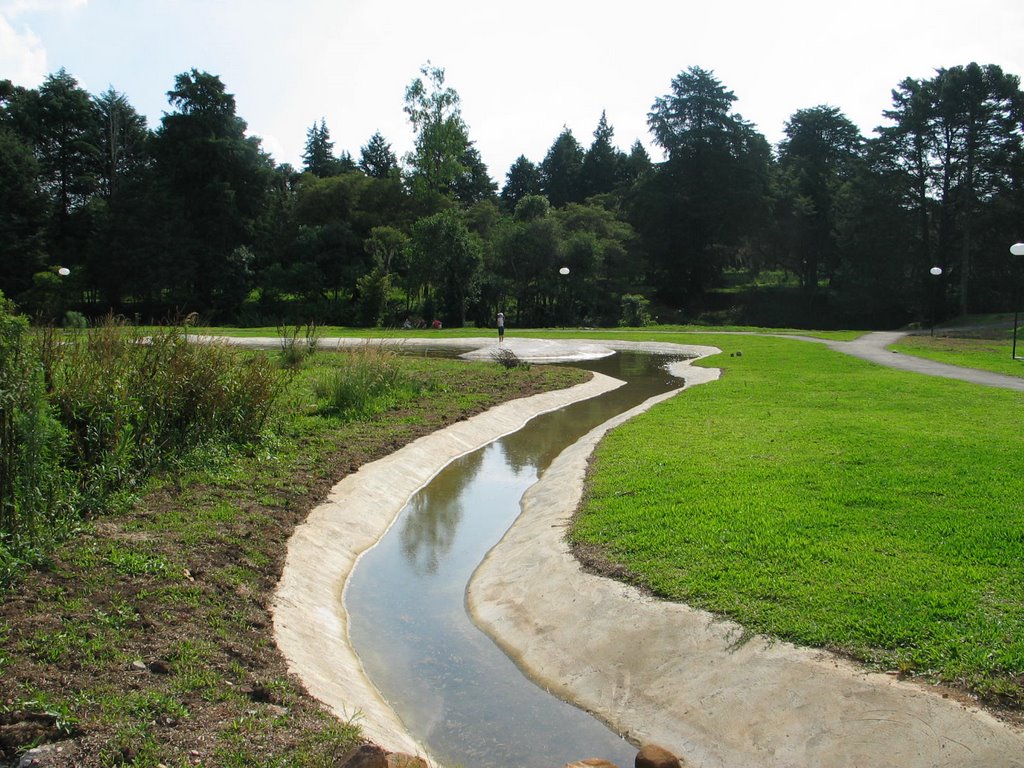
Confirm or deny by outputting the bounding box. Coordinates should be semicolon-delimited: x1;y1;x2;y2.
267;333;1024;768
809;331;1024;391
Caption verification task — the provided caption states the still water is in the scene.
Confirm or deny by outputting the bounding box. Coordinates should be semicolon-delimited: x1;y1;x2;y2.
345;352;685;768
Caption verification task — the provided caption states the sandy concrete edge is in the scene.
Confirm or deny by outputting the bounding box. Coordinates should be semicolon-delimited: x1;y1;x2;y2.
271;371;625;760
467;357;1024;768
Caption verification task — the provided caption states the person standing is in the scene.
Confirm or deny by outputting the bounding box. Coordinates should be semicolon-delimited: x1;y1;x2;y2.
496;311;505;343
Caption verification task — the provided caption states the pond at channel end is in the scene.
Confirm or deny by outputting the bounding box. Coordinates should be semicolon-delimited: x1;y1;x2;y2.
345;352;685;768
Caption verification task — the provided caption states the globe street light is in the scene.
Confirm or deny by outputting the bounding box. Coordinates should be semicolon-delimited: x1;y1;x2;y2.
557;267;570;325
929;266;943;336
1012;243;1024;359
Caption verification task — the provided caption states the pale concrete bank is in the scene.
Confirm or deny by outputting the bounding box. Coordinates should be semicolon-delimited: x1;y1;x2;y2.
270;339;643;761
266;335;1024;768
467;342;1024;768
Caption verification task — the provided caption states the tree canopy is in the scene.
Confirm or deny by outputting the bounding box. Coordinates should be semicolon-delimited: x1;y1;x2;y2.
1;60;1021;331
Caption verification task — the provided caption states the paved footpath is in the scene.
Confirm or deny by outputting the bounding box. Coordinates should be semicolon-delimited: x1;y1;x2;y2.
811;330;1024;391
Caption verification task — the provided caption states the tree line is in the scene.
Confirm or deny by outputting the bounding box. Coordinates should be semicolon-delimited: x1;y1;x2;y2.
1;61;1022;330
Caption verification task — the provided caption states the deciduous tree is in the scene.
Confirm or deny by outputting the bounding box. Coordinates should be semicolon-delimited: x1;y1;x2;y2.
408;209;482;325
404;64;477;203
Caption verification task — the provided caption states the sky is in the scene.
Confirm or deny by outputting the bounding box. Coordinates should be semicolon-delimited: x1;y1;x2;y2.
3;0;1023;182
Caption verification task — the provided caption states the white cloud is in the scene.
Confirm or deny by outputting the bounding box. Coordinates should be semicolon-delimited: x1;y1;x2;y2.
253;131;285;165
0;0;86;15
0;0;89;89
0;11;47;85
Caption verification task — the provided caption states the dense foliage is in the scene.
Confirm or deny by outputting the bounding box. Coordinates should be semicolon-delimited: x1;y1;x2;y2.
0;299;287;580
1;62;1022;329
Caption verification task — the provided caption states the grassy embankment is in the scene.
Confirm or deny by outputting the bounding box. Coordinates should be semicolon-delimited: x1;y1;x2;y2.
0;329;585;767
571;331;1024;709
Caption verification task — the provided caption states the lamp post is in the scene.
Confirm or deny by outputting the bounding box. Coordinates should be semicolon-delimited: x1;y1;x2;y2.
928;266;943;336
1012;243;1024;360
558;267;570;326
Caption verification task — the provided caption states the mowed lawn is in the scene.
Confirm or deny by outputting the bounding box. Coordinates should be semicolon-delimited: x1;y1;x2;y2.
893;332;1024;378
572;333;1024;705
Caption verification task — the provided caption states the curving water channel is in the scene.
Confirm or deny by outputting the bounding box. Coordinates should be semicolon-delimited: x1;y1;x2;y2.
345;351;686;768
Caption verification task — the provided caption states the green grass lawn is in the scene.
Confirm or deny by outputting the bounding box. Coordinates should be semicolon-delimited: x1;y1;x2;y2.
193;324;864;342
571;333;1024;706
893;331;1024;378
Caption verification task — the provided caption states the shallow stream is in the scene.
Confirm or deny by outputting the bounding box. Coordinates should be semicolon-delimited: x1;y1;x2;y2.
345;352;685;768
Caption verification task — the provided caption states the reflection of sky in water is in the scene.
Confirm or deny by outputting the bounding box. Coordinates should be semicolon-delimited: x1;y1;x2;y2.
346;353;684;768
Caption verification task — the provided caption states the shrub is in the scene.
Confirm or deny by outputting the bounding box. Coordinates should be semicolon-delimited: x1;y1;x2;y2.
47;318;287;512
313;344;422;419
278;322;320;369
0;292;74;570
620;294;652;327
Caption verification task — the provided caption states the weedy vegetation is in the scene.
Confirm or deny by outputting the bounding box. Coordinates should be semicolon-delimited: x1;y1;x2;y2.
0;301;587;765
491;346;531;371
277;321;320;369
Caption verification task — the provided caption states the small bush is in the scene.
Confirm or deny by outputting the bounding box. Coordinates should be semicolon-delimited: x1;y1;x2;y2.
491;347;530;371
62;310;88;329
47;318;287;512
620;294;652;327
0;291;74;568
313;345;422;419
278;322;320;369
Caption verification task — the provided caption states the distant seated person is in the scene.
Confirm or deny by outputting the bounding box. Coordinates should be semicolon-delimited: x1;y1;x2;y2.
402;317;413;330
431;318;442;329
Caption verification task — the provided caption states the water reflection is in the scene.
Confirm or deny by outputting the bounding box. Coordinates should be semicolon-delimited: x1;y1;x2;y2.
399;450;484;575
346;352;686;768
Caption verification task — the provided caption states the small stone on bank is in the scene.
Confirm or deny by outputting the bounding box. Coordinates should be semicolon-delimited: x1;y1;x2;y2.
636;743;684;768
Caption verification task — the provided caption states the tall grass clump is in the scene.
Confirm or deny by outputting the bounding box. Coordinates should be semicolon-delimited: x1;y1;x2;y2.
312;344;423;420
0;292;75;579
278;321;320;369
45;317;287;514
